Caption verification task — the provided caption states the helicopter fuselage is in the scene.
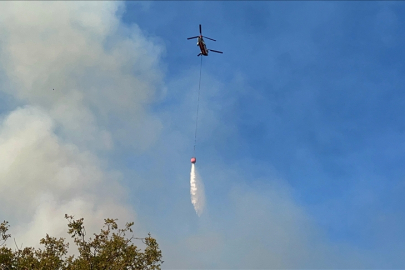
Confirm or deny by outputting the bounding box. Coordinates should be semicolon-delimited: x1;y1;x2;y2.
188;25;222;56
197;36;209;56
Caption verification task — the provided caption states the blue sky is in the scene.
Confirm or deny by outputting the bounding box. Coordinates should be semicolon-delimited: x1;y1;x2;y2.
0;1;405;268
120;1;405;267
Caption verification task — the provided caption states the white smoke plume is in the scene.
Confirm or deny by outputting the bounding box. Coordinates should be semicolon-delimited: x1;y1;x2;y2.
0;1;162;247
0;106;135;247
190;163;205;216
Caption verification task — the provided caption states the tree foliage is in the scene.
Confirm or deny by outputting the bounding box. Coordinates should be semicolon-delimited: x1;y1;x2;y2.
0;215;163;270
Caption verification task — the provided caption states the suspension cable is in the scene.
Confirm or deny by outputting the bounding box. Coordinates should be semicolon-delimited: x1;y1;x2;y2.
193;56;203;156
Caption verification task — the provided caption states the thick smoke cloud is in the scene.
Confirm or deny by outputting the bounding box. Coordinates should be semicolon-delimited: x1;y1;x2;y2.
0;106;135;246
0;1;162;247
0;1;164;152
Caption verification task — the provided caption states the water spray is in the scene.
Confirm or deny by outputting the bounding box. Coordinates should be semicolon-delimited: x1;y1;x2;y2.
190;162;205;216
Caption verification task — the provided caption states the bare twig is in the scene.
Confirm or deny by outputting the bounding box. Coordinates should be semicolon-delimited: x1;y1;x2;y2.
13;238;21;251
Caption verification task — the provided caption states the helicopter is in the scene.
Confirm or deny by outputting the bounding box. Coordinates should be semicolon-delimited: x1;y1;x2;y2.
187;24;223;57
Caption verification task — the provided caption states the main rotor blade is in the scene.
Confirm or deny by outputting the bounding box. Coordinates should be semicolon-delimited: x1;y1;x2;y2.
199;24;202;34
187;36;199;40
209;49;223;54
204;36;216;41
